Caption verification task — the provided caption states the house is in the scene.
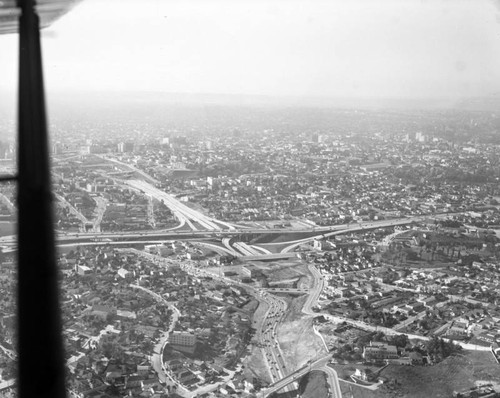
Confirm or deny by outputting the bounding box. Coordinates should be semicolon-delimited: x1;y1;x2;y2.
353;368;376;382
91;305;116;320
105;364;122;380
417;295;437;308
409;351;424;365
447;320;469;338
76;264;93;276
333;286;351;298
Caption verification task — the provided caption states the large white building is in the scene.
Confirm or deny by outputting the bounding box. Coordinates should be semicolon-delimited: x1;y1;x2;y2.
169;332;197;347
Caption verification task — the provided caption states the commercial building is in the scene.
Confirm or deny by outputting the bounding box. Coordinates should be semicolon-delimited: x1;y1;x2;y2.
170;332;197;347
363;343;399;361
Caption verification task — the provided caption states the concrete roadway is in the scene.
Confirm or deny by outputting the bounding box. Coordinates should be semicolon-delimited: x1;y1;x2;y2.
232;241;260;256
96;155;160;185
128;180;211;231
191;241;238;257
96;241;346;397
128;180;239;232
256;262;341;397
0;211;464;251
259;353;340;398
0;216;422;252
280;213;462;254
166;260;294;394
259;291;289;383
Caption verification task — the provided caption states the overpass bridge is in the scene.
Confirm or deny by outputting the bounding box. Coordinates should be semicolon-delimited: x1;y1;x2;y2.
0;213;460;253
263;288;308;295
257;353;341;398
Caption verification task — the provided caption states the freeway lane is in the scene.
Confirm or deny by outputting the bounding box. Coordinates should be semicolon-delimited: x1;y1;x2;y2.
280;212;464;253
0;212;464;253
95;155;160;185
256;257;341;397
128;180;235;231
166;259;295;394
259;354;339;398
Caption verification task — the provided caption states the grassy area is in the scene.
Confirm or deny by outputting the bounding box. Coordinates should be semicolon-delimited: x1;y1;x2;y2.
183;201;210;215
300;370;329;398
333;350;500;398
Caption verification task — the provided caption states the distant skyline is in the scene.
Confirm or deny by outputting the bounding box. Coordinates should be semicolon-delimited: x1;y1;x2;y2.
1;0;500;102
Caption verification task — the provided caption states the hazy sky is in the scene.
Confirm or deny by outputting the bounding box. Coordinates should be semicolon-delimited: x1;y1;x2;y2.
1;0;500;100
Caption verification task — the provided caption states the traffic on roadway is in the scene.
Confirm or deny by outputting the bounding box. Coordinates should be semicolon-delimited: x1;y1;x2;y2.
127;180;236;232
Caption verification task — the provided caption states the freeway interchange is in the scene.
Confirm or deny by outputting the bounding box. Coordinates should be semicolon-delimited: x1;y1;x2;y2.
0;177;467;397
0;177;462;253
14;178;460;251
127;179;237;232
0;211;461;258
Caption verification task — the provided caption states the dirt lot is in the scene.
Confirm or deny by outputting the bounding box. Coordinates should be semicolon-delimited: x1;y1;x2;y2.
316;323;343;350
333;350;500;398
243;259;324;386
278;295;327;370
262;259;313;288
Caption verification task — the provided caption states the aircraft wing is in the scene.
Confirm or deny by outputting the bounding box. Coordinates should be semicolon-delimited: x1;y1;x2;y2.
0;0;82;35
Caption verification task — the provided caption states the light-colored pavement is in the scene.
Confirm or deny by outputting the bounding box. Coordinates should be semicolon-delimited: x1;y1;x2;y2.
222;238;241;257
232;241;261;256
90;196;108;232
128;180;227;231
0;211;467;251
192;241;238;257
321;364;343;397
128;284;187;393
96;155;160;185
258;262;341;397
280;213;465;253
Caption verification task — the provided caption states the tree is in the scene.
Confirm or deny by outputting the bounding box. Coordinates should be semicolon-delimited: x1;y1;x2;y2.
426;336;462;361
390;334;409;348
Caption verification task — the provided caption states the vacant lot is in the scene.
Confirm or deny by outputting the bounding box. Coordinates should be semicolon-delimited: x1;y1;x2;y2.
278;295;327;370
332;350;500;398
262;260;313;290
